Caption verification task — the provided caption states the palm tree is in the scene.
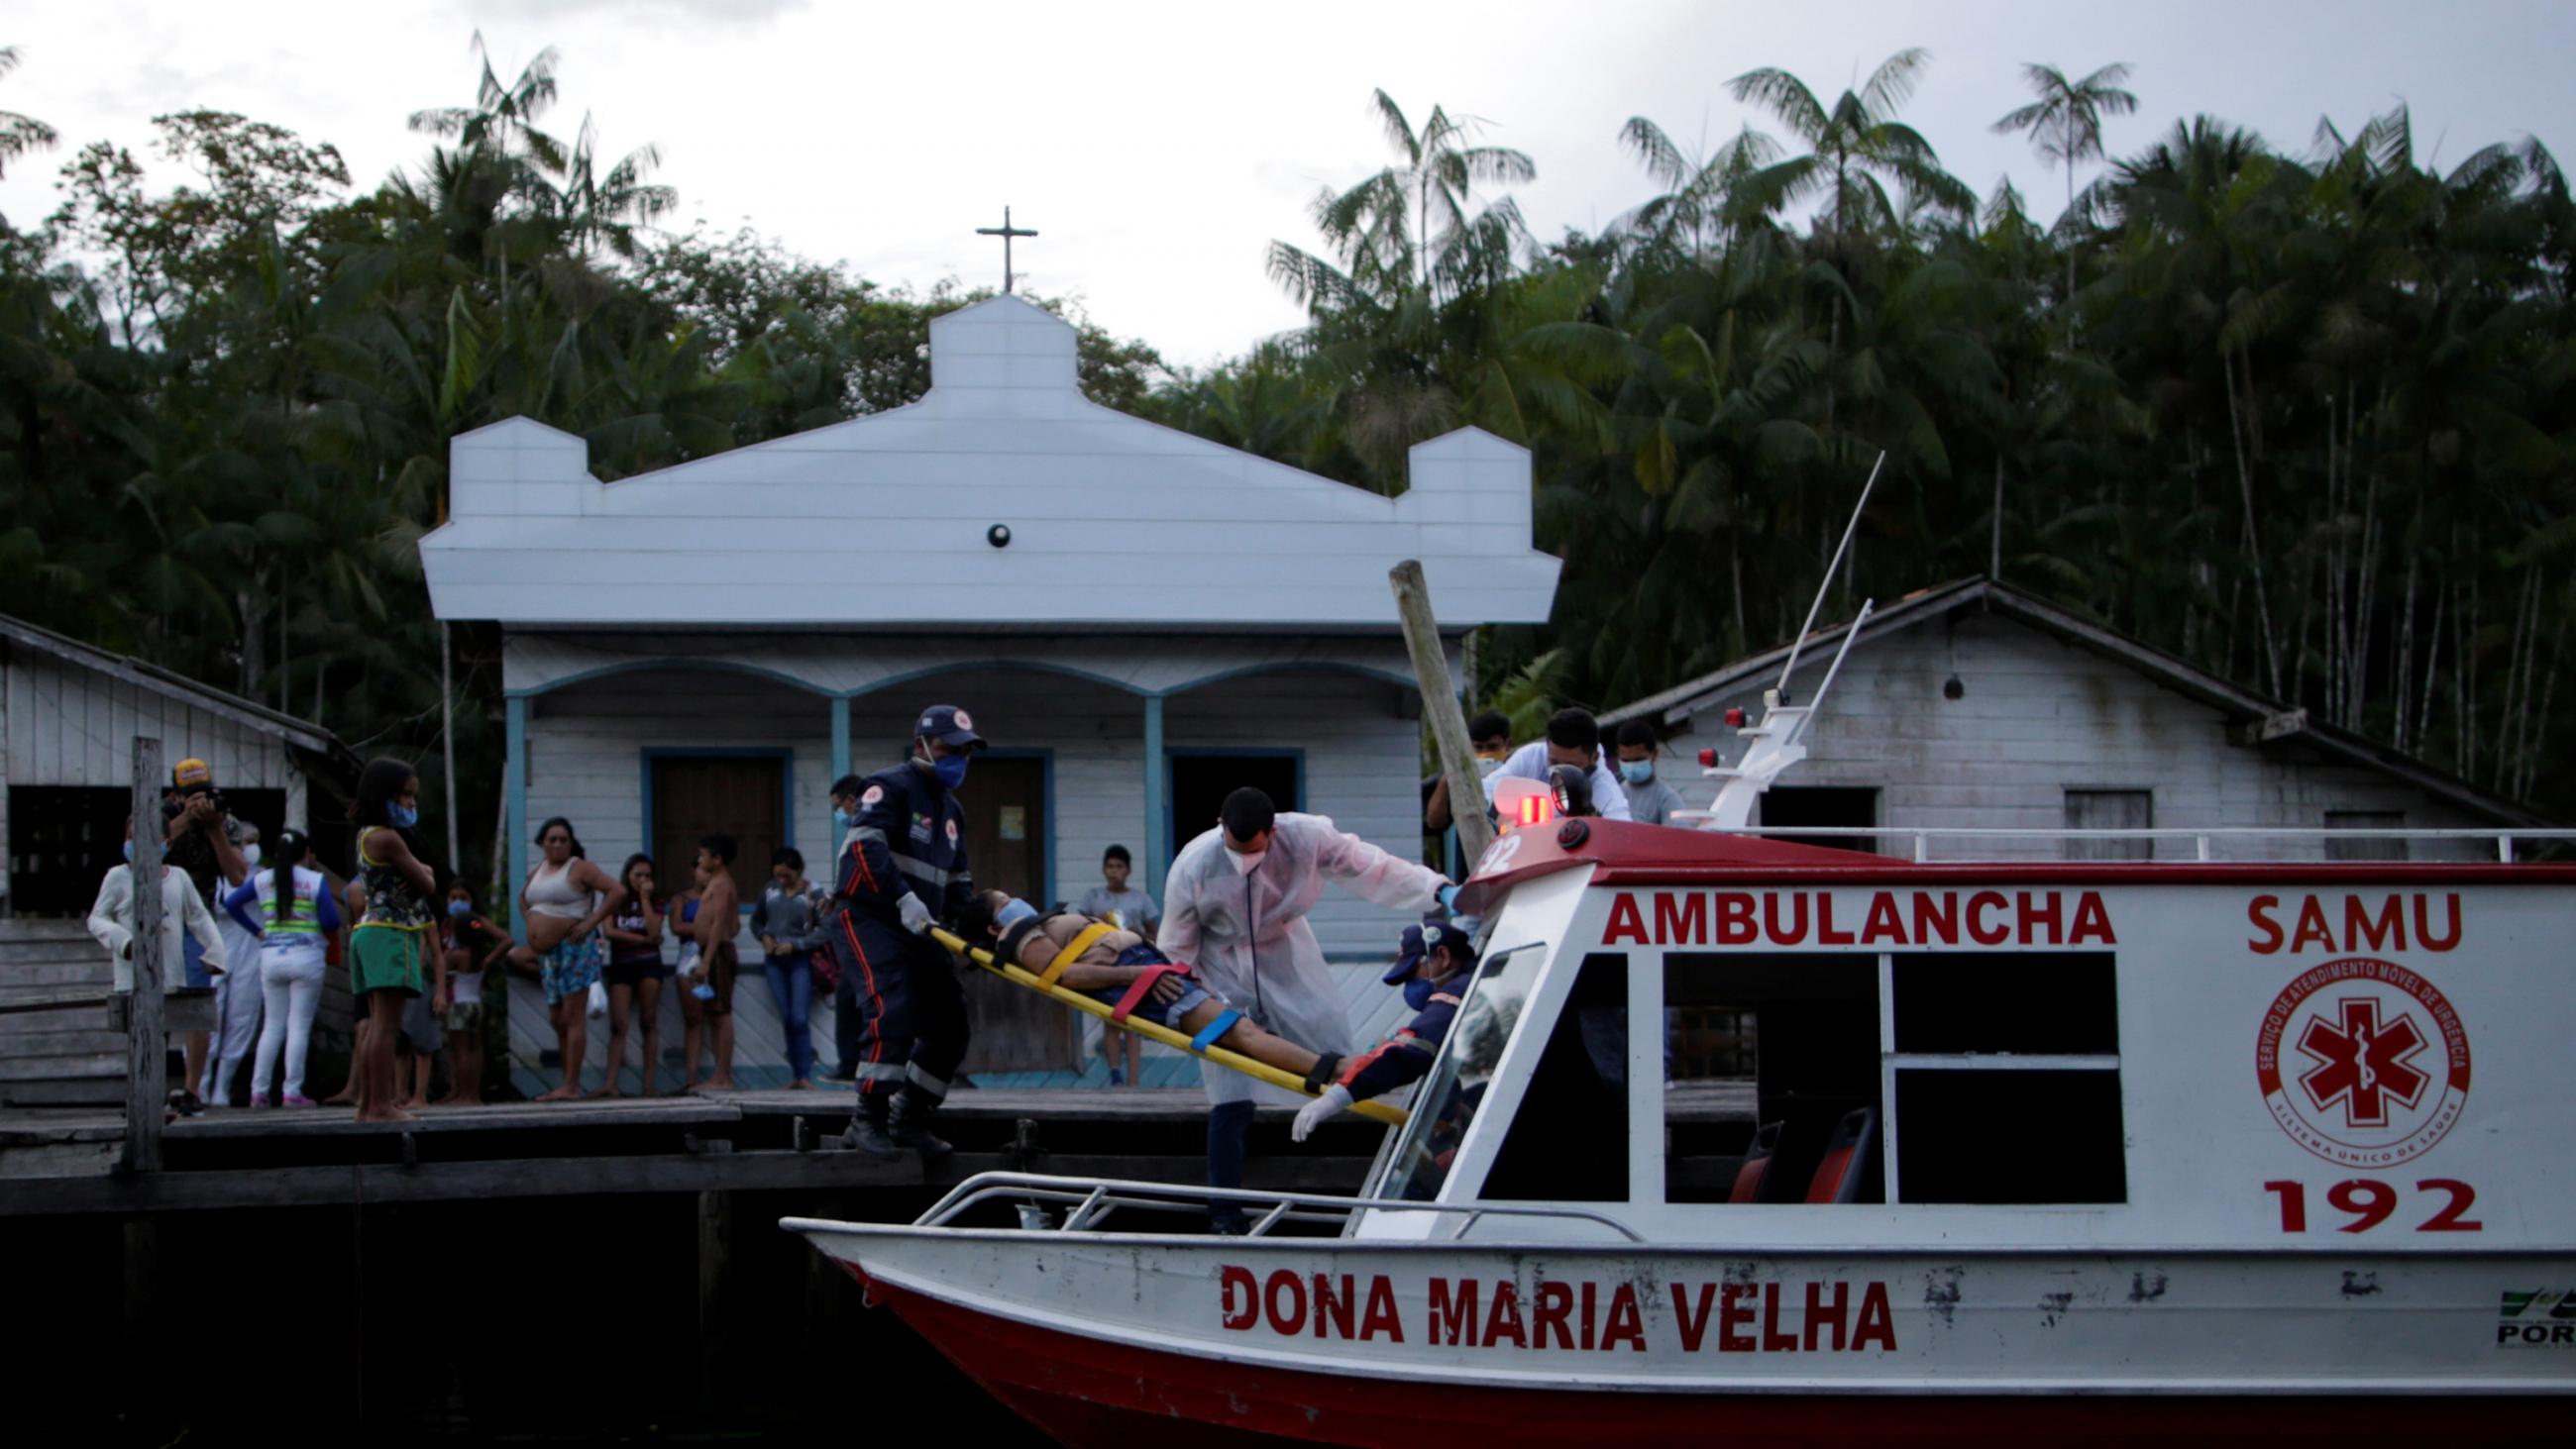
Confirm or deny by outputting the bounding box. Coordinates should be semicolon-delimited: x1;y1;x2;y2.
1990;61;2139;335
0;46;60;227
1268;90;1535;310
1726;51;1972;435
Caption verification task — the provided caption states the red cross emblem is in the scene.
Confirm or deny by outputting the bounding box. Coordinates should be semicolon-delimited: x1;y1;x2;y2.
2298;996;2429;1129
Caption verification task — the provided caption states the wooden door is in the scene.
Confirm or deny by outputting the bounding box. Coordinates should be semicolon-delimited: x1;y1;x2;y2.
953;757;1068;1073
650;756;784;908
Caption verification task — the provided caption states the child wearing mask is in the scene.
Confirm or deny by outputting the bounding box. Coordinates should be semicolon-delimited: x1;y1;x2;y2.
1613;718;1686;826
437;883;521;1105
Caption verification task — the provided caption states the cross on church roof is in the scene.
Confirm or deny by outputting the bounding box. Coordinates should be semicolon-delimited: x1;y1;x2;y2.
975;205;1038;294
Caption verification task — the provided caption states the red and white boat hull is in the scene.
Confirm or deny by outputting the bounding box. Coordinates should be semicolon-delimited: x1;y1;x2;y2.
788;1218;2573;1446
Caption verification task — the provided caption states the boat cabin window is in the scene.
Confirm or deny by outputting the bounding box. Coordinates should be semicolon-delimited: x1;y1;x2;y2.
1661;949;2128;1206
1885;953;2126;1204
1380;942;1551;1203
1665;953;1882;1205
1479;954;1629;1202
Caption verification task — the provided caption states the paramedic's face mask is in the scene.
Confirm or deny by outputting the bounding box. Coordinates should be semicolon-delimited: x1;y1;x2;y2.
1223;827;1271;875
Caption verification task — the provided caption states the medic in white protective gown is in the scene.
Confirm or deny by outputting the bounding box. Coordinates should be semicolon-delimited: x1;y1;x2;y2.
1160;810;1452;1108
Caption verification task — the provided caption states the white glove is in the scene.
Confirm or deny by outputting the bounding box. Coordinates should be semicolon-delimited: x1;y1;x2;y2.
898;893;934;935
1293;1085;1353;1143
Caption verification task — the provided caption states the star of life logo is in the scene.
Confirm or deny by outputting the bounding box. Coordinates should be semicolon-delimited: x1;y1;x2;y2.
2256;957;2470;1169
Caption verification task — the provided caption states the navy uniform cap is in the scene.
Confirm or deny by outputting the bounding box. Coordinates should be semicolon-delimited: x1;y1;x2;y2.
1383;920;1472;984
916;704;987;749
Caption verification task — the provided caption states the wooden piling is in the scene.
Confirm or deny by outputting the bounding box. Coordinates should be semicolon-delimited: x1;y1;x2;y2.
121;737;165;1175
1389;561;1497;868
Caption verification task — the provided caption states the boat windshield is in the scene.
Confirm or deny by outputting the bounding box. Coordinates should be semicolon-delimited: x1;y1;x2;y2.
1379;942;1553;1202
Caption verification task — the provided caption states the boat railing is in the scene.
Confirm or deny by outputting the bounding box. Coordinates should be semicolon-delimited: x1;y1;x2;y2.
912;1170;1645;1243
1663;821;2576;864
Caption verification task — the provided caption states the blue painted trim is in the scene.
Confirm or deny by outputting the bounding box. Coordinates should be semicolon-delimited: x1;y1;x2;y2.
844;660;1146;701
639;747;797;915
507;658;834;699
1164;747;1307;851
1160;661;1418;696
828;696;851;787
504;696;528;938
977;747;1056;904
1140;695;1166;896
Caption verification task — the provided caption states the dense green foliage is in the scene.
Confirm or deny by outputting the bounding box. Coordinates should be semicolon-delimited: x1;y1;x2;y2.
1159;71;2574;811
1;41;2568;877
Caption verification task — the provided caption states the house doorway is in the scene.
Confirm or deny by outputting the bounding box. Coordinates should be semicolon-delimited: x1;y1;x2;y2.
647;753;786;908
956;753;1068;1074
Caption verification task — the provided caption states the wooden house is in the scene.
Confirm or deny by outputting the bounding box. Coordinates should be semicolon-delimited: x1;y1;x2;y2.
1602;578;2541;860
419;294;1562;1089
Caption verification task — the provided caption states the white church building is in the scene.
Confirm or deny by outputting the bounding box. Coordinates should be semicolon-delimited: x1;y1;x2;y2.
420;295;1559;1090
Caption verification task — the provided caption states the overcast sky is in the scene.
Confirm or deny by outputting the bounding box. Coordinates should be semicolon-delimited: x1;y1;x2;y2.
5;0;2572;367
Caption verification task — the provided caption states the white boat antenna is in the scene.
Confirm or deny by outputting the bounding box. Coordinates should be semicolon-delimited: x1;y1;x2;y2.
1696;451;1885;831
1775;451;1884;705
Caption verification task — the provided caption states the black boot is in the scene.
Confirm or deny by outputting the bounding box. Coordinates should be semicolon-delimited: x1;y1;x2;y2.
841;1094;902;1161
886;1085;954;1160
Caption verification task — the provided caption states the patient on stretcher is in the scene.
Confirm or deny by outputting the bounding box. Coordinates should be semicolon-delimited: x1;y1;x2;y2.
958;890;1323;1080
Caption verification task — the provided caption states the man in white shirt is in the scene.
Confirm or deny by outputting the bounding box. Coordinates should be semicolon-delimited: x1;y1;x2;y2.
88;817;230;1115
1482;708;1632;822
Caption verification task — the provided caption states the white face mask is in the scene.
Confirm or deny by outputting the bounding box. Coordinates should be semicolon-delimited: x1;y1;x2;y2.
242;844;263;869
1227;849;1266;877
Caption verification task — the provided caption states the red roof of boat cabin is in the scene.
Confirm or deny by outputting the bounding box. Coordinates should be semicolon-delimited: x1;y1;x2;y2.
1453;819;2576;916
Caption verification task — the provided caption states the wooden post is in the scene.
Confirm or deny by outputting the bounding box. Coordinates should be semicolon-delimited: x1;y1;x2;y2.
697;1189;732;1420
123;736;165;1175
1389;562;1496;869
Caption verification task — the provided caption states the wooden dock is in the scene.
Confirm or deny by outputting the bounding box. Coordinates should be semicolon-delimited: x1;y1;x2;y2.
0;1081;1757;1216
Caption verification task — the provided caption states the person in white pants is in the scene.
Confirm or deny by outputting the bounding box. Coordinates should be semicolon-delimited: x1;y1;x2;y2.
222;829;340;1107
199;831;267;1106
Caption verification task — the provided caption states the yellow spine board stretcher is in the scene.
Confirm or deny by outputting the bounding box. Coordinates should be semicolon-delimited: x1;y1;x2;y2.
928;926;1409;1127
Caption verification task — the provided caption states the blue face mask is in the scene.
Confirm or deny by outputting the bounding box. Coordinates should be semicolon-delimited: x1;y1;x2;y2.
448;899;472;919
831;807;855;837
932;753;970;790
123;840;135;864
1619;760;1655;784
1402;975;1436;1012
387;803;419;828
995;896;1038;931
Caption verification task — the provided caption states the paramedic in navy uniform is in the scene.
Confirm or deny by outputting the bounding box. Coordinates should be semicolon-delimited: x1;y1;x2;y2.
831;704;984;1160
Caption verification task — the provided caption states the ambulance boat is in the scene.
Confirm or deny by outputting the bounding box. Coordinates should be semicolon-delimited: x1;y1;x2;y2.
788;806;2575;1444
788;593;2574;1444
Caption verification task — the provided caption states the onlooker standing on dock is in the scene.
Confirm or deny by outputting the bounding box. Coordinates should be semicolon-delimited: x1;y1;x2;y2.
754;847;830;1090
597;855;668;1096
1076;844;1160;1085
437;882;516;1106
162;758;249;1106
669;867;711;1089
688;833;743;1091
222;829;338;1107
348;759;442;1124
823;776;869;1082
1613;719;1686;827
88;813;229;994
519;818;626;1102
199;821;267;1106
